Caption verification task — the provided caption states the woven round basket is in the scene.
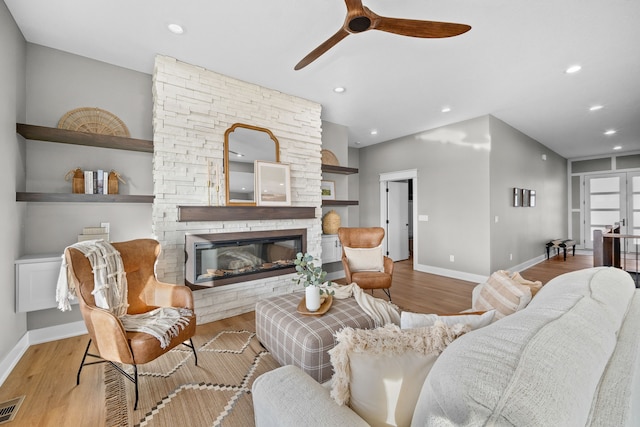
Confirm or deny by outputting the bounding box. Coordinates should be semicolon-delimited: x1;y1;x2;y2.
322;210;341;235
321;149;339;166
58;107;130;137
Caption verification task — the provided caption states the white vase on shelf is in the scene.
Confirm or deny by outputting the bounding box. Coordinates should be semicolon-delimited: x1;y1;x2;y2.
305;285;321;312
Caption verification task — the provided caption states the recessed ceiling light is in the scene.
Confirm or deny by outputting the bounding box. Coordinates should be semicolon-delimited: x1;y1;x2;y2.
168;23;184;34
441;106;451;113
333;87;346;93
565;64;582;74
370;129;378;135
589;105;603;111
613;145;623;151
604;129;617;136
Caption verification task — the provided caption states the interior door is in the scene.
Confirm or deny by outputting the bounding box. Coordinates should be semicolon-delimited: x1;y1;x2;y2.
584;173;627;249
386;181;409;261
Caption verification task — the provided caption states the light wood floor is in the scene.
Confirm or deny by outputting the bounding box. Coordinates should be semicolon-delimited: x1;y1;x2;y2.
0;254;593;426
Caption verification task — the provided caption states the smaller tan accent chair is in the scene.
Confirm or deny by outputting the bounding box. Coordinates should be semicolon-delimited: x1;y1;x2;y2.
65;239;197;409
338;227;394;301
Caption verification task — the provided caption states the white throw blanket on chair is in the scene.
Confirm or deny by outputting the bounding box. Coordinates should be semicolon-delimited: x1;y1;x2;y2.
320;282;401;327
56;240;192;348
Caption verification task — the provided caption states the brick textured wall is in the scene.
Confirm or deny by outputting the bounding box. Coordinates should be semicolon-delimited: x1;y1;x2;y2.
152;56;323;323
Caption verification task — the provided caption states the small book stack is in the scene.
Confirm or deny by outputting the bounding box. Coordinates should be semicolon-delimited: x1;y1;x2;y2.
83;170;109;194
77;226;110;242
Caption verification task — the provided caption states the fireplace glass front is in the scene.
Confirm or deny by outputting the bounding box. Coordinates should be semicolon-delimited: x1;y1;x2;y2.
185;229;306;287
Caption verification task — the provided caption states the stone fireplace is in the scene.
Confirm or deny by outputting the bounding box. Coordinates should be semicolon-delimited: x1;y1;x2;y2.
152;55;323;324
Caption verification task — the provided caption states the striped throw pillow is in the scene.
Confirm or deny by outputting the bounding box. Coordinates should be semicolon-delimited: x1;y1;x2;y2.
473;270;532;319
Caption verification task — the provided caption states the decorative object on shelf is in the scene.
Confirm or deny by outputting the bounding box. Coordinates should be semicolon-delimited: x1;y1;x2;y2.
293;252;334;313
321;180;336;200
321;149;339;166
57;107;130;137
322;209;341;235
207;159;222;206
64;168;85;194
255;161;291;206
108;170;126;194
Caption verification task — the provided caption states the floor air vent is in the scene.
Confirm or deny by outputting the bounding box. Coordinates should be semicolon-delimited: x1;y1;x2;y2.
0;396;25;424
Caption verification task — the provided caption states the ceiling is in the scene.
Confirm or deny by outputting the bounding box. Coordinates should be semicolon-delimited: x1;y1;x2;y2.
6;0;640;159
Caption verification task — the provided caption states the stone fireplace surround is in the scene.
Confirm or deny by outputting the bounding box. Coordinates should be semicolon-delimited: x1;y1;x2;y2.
152;56;324;324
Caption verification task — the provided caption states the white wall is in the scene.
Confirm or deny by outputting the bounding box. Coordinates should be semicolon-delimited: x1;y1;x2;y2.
152;56;323;323
0;0;27;368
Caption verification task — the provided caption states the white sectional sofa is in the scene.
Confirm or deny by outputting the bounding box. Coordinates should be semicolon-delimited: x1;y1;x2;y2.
252;267;640;426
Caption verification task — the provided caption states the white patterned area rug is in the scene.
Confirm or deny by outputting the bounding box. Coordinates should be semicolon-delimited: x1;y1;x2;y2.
104;330;280;427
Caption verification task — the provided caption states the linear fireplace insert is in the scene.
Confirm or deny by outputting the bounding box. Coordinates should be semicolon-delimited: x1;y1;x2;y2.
185;229;307;288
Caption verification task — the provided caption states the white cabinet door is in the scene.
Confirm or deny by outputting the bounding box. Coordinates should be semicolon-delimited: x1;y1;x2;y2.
16;255;63;312
321;235;342;263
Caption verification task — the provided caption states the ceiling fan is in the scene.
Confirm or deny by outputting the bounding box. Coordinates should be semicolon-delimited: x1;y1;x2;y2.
295;0;471;70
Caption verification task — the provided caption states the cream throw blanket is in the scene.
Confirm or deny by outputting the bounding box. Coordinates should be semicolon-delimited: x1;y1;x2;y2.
56;240;192;348
321;282;401;327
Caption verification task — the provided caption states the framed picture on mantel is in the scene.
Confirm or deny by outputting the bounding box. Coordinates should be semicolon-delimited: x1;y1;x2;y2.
255;161;291;206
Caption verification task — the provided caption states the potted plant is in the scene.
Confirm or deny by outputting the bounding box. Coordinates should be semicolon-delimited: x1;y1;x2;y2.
293;252;334;312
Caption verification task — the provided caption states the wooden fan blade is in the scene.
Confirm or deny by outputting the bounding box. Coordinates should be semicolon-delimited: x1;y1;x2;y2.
374;17;471;38
294;28;350;70
344;0;364;13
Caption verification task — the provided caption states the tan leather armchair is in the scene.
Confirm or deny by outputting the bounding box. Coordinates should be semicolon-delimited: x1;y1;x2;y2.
66;239;197;409
337;227;394;301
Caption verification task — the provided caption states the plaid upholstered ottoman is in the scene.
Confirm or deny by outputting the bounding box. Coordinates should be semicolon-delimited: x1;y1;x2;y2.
255;292;375;383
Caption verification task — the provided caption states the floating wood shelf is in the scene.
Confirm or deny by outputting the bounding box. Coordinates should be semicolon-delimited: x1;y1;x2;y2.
321;200;359;206
16;123;153;153
16;192;154;203
178;206;317;222
321;164;358;175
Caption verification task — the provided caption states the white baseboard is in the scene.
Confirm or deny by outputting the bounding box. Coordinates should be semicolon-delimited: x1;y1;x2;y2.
414;263;487;284
0;321;87;387
0;333;29;387
508;254;547;273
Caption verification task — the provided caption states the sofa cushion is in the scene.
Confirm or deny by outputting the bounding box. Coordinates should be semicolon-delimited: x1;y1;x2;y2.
473;270;532;319
344;245;384;272
400;310;495;330
412;267;636;427
329;322;468;427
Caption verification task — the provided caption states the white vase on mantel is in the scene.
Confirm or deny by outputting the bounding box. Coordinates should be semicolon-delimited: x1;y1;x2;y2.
305;285;321;312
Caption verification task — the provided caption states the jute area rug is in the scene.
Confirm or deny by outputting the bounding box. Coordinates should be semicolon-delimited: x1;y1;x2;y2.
104;330;280;427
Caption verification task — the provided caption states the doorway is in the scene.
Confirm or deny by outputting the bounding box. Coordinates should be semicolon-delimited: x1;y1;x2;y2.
584;172;640;252
379;170;418;265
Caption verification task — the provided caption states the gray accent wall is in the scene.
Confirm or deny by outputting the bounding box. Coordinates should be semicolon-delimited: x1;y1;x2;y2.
358;115;567;278
489;116;567;272
359;116;492;276
0;0;26;365
23;44;153;330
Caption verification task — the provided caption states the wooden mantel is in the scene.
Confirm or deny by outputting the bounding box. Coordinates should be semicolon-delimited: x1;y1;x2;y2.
177;206;317;222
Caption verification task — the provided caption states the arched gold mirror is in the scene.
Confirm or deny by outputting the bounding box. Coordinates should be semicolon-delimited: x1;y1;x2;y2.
224;123;280;206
